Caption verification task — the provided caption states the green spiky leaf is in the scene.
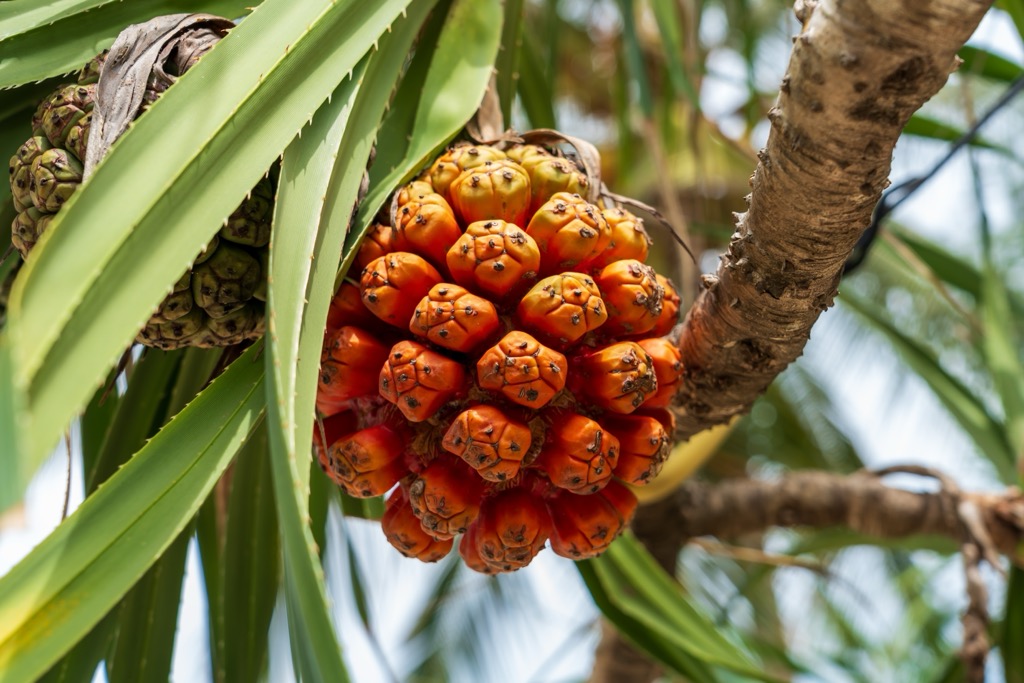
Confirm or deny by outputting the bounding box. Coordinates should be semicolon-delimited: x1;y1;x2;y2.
842;293;1016;480
263;3;436;679
584;534;779;682
348;0;504;264
222;427;280;683
5;0;418;497
0;344;264;683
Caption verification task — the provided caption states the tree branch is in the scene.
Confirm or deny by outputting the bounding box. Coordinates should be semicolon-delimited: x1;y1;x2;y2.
672;0;994;440
634;470;1024;560
592;469;1022;683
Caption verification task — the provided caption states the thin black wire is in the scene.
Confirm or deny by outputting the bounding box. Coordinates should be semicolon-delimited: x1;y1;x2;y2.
844;73;1024;275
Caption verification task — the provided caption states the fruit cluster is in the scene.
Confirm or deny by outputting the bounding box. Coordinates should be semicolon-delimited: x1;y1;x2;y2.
316;142;685;573
7;50;271;350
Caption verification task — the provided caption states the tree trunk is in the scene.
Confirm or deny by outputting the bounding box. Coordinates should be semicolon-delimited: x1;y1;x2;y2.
592;0;996;680
674;0;993;440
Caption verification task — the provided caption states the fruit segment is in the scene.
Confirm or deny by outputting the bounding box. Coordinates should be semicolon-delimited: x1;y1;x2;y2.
546;481;638;559
520;155;588;216
476;331;567;409
360;252;443;328
408;458;485;539
393;187;462;271
459;522;501;575
394;179;436;206
190;242;261;318
569;342;657;414
409;283;500;353
595;260;664;336
649;274;681;337
636;337;684;408
471;488;551;572
446;220;541;299
325;281;378;333
526;192;610;272
317;326;391;417
516;272;607;345
535;413;619;494
221;180;273;247
354;223;395;271
382;489;453;562
149;273;193;324
505;143;550;166
29;148;82;213
449;159;531;227
379;340;467;422
10;136;51;212
587;207;650;269
312;411;359;463
64;113;91;167
320;424;406;498
429;144;508;202
604;414;672;486
39;83;95;148
442;405;532;482
11;208;53;254
200;304;263;347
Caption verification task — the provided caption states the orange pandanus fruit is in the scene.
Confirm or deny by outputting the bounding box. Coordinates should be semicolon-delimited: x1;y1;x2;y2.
407;458;486;540
547;480;638;559
382;488;454;562
442;404;532;482
446;219;541;300
516;272;608;346
526;192;611;272
534;413;620;494
476;331;567;409
315;139;684;573
605;413;672;486
409;283;501;353
449;159;531;227
319;424;407;498
467;488;551;572
393;186;462;272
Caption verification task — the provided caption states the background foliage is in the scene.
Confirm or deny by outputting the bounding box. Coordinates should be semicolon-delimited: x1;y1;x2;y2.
1;0;1023;681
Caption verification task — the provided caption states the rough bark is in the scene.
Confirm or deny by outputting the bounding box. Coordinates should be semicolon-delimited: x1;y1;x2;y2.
593;0;996;680
672;0;994;440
